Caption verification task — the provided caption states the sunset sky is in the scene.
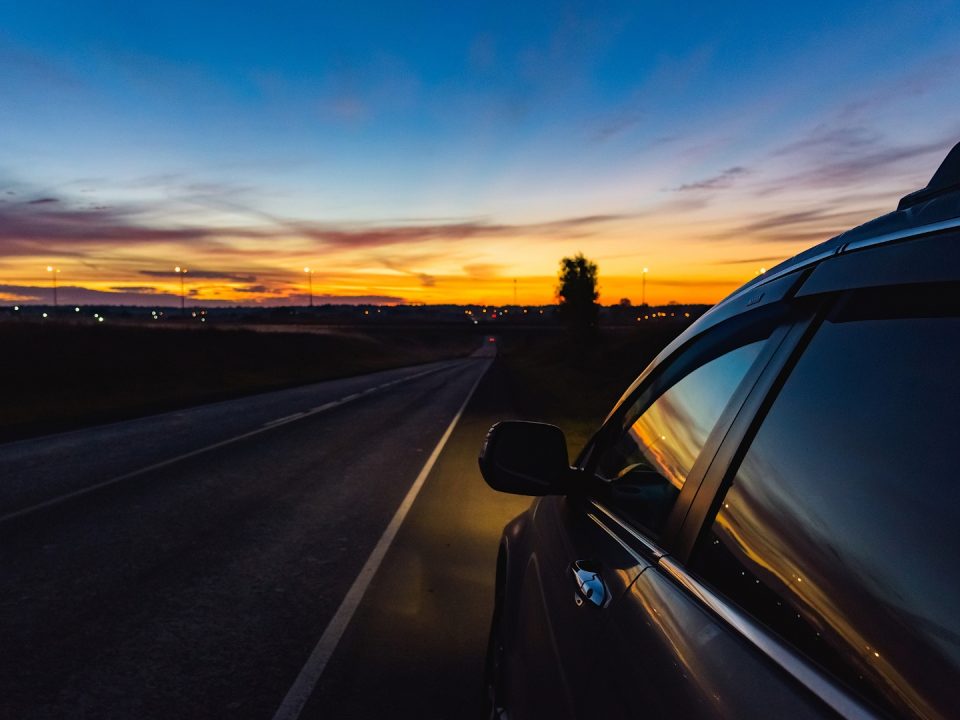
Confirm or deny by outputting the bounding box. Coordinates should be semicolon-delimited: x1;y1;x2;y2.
2;1;959;307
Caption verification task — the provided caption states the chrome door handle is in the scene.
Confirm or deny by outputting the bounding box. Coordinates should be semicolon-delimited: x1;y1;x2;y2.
571;560;606;608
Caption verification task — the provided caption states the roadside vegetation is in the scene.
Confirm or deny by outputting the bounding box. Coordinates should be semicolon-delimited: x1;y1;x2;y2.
495;323;688;458
0;323;479;440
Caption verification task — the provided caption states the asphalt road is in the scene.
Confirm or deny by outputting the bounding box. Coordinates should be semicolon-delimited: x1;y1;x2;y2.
0;341;529;719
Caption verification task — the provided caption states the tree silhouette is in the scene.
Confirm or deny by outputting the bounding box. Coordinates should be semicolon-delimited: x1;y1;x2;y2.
557;253;599;343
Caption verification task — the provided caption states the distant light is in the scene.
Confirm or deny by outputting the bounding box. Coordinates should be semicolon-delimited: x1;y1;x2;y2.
46;266;53;272
643;267;649;273
13;305;19;311
98;316;104;322
191;312;197;317
74;307;80;312
363;309;369;315
303;267;310;273
42;312;48;318
174;266;180;272
684;312;690;318
94;313;99;318
760;267;767;273
200;317;206;322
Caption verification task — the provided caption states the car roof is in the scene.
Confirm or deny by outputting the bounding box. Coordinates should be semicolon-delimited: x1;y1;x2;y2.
608;140;960;421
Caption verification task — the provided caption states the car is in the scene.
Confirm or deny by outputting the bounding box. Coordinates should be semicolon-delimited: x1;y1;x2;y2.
479;141;960;720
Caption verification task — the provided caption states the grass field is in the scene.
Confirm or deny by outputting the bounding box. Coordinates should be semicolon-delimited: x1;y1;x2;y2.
1;322;480;440
1;319;689;445
493;322;689;457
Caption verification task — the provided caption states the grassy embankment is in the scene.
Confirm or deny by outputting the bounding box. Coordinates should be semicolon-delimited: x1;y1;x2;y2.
1;322;480;441
494;322;689;457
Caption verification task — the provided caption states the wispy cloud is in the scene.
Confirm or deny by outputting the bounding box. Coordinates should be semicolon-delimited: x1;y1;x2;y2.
713;207;881;244
139;269;257;282
670;166;750;192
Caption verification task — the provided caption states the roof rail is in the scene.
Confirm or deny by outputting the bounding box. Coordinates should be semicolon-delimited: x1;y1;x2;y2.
898;141;960;210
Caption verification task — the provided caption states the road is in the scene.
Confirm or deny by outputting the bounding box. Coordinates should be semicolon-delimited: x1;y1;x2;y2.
0;341;530;719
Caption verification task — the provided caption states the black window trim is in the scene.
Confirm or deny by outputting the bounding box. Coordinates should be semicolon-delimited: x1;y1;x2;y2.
580;301;814;557
673;301;828;561
668;274;960;718
657;556;882;720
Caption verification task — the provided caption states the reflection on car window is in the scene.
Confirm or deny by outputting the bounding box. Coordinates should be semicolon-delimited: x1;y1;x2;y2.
692;285;960;719
596;340;765;537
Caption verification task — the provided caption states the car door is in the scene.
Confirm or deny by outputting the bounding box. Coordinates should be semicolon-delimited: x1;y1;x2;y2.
511;303;794;718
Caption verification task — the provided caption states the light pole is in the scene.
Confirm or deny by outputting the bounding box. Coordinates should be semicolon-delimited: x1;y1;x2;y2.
46;265;60;310
174;266;188;314
303;267;313;308
642;267;648;308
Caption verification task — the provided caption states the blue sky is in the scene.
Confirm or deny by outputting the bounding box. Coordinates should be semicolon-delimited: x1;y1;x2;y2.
1;1;958;305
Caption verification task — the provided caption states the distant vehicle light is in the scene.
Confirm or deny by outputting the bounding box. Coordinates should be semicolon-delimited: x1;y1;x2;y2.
488;337;495;342
42;312;48;318
98;317;104;322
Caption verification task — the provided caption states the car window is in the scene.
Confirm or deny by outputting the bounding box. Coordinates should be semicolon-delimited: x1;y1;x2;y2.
594;336;768;539
691;284;960;719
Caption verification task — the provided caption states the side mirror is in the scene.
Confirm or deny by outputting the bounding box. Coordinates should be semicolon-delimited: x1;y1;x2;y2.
478;421;576;496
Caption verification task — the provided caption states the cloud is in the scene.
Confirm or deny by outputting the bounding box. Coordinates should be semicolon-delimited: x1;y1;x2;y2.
0;177;635;260
463;263;504;279
0;198;264;257
108;285;157;293
235;284;270;293
590;107;644;143
713;207;880;244
139;270;257;282
670;166;750;192
0;283;183;306
381;259;436;287
712;255;788;266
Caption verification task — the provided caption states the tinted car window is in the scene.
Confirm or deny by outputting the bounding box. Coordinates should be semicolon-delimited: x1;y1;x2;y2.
595;338;766;538
692;285;960;718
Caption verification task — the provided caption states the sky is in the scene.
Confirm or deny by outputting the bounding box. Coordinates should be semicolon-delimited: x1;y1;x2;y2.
1;0;959;307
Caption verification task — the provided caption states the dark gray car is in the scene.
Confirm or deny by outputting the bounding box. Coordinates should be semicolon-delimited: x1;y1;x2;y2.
480;142;960;719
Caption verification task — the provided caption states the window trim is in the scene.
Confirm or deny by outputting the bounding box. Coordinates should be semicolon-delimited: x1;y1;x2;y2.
671;284;960;718
673;302;827;561
582;302;810;554
657;557;881;720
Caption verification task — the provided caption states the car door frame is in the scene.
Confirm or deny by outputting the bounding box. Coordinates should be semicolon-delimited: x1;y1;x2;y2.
575;287;823;563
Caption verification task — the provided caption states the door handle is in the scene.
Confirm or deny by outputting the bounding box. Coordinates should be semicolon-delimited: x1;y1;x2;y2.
571;560;607;608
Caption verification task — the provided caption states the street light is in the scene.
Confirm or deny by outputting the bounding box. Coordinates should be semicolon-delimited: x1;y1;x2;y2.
174;266;188;314
642;267;649;308
303;267;314;308
46;265;60;310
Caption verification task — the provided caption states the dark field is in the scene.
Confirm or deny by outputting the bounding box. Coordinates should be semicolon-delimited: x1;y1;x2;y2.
492;322;689;455
1;319;689;443
1;322;480;440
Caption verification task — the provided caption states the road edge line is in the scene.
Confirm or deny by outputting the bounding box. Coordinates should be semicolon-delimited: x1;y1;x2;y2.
270;357;493;720
0;364;456;527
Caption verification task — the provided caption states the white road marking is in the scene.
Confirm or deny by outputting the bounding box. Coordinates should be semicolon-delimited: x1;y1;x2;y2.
262;412;305;427
0;364;453;526
270;358;492;720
